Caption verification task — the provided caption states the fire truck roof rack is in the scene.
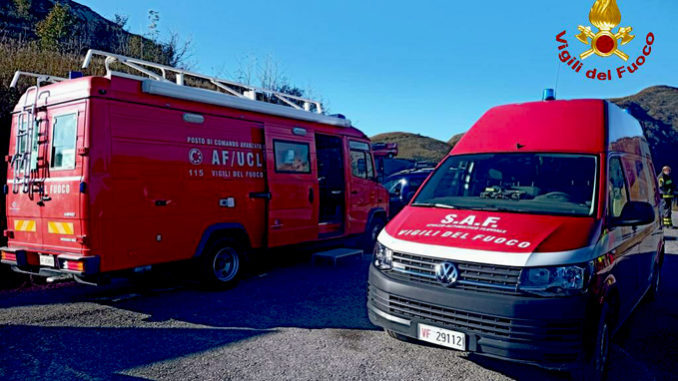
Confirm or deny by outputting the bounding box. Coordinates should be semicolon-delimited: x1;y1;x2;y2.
10;71;67;88
82;49;350;127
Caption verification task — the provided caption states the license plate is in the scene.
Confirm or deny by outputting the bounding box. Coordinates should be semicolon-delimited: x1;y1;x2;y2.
39;254;55;267
418;323;466;351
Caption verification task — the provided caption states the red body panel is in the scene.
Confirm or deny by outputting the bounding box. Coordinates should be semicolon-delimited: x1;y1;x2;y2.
384;207;598;253
5;76;388;273
452;100;606;155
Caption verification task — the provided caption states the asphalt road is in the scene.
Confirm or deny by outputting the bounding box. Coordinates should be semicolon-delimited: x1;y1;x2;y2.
1;232;678;381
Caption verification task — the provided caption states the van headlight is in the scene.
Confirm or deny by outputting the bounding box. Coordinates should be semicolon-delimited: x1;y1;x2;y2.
373;242;393;270
518;263;592;296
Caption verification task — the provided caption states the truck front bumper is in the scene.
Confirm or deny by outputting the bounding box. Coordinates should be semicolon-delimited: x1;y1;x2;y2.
368;264;591;371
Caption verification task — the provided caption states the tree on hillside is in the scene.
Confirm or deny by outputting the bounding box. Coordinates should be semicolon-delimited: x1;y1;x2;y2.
35;3;74;50
113;13;129;30
12;0;31;19
234;54;315;108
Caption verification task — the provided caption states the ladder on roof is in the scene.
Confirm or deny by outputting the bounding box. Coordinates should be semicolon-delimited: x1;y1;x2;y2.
9;72;66;195
82;49;325;114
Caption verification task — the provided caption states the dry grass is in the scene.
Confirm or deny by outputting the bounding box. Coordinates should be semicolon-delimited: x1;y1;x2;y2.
371;132;451;162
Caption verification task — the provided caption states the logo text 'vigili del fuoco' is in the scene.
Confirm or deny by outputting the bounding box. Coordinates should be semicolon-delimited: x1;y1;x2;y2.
555;0;654;81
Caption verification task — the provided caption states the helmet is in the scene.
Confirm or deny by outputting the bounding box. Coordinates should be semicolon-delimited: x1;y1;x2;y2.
663;165;672;172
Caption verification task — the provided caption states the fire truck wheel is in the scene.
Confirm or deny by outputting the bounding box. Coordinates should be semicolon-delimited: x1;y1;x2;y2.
363;216;386;253
201;238;243;289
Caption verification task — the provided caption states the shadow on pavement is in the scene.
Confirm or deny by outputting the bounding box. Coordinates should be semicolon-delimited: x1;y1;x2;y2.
0;325;273;380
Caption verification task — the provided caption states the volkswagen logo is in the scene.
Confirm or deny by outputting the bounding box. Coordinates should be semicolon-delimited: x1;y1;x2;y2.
435;261;459;287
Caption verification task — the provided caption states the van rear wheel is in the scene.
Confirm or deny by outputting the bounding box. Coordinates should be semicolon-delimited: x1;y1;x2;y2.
200;238;243;289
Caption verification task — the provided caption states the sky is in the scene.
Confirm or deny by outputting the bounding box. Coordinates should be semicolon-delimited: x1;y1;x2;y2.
78;0;678;142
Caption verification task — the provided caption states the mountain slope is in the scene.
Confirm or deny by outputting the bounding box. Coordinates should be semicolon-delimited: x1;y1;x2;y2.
611;86;678;173
370;132;451;162
0;0;155;54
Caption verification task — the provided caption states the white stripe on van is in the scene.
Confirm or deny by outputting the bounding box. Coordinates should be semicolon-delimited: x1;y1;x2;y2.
378;230;596;267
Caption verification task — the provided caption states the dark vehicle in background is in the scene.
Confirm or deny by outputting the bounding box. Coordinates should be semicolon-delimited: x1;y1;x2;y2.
382;168;434;217
372;142;398;158
375;157;437;181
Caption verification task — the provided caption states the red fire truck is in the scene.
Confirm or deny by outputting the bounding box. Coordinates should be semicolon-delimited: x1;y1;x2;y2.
1;50;389;287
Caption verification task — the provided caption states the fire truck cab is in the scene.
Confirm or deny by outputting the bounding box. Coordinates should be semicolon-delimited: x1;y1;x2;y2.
1;50;388;287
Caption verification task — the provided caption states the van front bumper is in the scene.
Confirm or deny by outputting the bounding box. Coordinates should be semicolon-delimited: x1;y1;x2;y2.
1;247;99;276
368;264;591;371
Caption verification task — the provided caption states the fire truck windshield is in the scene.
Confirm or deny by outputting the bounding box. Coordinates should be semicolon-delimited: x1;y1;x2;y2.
413;153;597;217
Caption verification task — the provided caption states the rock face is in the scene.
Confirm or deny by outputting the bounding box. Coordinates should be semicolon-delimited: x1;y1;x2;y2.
611;86;678;174
370;132;452;162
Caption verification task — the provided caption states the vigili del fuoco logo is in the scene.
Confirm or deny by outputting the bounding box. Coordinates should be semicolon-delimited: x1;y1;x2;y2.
555;0;654;81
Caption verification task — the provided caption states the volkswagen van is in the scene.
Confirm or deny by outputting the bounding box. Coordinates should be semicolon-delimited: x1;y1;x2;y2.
367;99;663;379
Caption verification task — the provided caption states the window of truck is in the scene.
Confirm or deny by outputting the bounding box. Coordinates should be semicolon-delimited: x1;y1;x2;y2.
414;153;597;216
349;141;374;179
608;157;629;218
15;117;40;170
50;113;78;170
274;140;310;173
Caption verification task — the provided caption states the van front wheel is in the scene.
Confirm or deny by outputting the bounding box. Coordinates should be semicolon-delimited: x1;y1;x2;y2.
571;304;610;381
200;238;242;289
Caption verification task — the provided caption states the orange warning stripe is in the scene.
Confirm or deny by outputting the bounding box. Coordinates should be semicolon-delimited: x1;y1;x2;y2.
47;221;74;235
13;220;36;232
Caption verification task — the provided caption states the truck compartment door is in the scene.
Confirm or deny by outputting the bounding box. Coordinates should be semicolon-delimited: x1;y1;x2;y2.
264;124;319;247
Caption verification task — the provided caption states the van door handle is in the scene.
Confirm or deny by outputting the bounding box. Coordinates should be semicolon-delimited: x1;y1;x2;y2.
309;188;314;203
351;190;358;195
250;192;272;200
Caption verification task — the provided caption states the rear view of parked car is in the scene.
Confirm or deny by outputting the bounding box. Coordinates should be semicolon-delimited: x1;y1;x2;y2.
367;98;663;380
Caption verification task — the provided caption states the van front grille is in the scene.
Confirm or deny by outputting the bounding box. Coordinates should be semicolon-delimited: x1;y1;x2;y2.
368;286;582;345
385;252;522;295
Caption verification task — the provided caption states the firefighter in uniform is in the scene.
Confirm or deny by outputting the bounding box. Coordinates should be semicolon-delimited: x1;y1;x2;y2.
658;165;675;227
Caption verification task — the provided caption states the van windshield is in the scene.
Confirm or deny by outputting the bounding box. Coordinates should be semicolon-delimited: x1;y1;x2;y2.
413;153;597;216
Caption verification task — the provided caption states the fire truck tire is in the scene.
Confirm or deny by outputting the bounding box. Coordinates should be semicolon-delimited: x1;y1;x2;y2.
200;238;243;289
363;216;386;253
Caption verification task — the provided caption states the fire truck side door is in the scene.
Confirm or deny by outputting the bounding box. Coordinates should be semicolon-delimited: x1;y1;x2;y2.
264;124;319;247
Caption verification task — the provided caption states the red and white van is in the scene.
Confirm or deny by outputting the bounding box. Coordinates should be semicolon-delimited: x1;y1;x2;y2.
368;98;663;379
1;50;388;287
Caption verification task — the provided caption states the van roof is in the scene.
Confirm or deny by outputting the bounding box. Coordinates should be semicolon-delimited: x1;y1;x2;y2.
451;99;645;156
13;75;368;138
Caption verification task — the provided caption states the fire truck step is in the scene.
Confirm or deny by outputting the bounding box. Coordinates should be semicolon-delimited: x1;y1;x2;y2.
311;248;364;266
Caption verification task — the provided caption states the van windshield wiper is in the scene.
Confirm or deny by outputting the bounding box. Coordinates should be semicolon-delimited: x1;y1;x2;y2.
464;205;515;212
411;202;457;209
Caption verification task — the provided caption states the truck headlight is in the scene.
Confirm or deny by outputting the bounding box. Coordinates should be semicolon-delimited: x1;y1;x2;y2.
518;263;591;296
373;242;393;270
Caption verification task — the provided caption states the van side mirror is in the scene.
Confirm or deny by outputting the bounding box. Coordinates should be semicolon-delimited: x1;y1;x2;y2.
610;201;655;227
